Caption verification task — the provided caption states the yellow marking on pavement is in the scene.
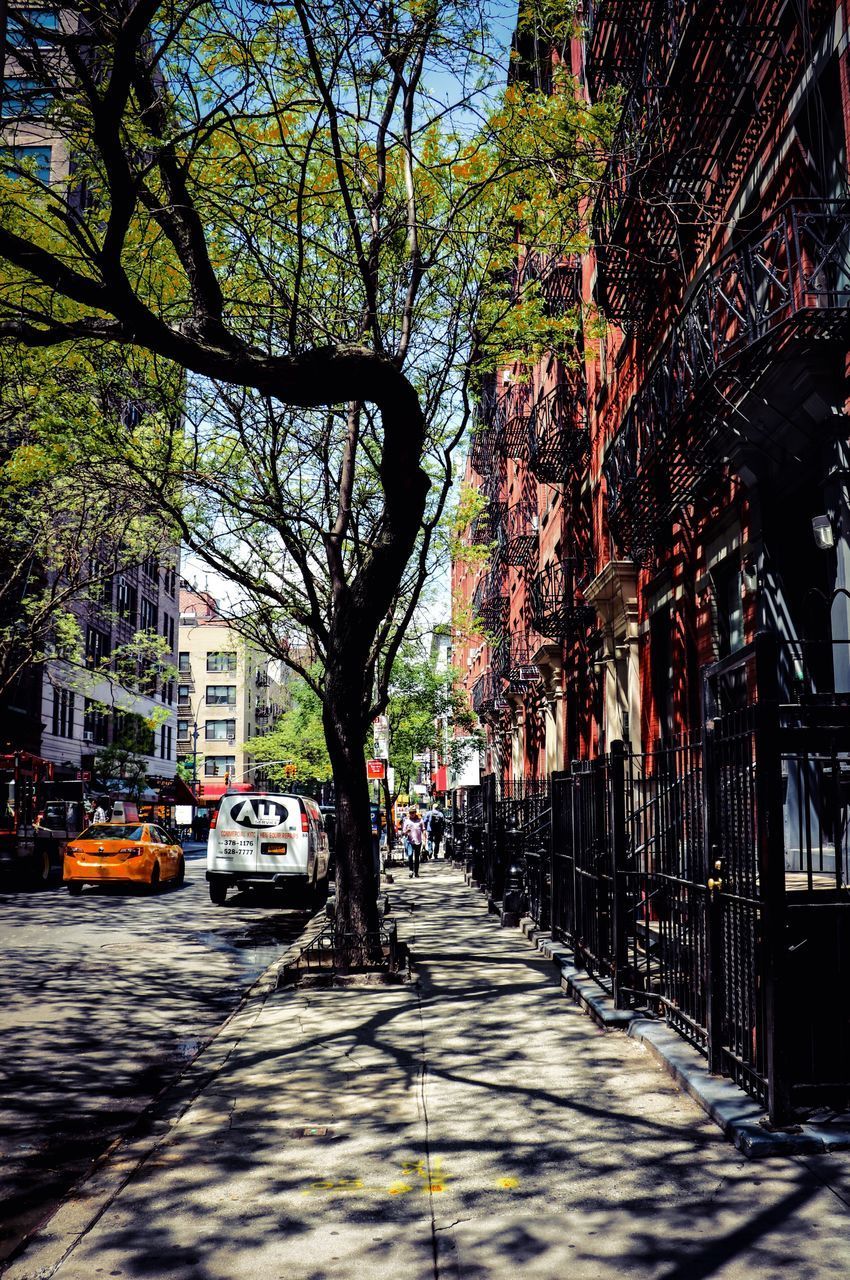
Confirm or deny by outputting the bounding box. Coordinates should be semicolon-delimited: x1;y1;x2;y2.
388;1183;412;1195
498;1177;519;1189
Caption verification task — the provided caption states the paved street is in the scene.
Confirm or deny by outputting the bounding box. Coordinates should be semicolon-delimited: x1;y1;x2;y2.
8;864;850;1280
0;843;314;1266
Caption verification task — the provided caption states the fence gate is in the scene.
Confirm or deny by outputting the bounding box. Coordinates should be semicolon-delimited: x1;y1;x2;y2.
702;635;793;1119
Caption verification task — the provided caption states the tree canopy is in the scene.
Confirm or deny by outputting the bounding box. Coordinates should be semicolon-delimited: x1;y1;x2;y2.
0;0;610;937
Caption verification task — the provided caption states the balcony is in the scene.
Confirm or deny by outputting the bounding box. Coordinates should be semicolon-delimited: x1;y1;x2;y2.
470;377;505;475
470;497;500;544
502;382;532;460
604;200;850;555
527;379;588;484
513;251;582;318
471;670;502;718
496;497;538;568
255;671;270;688
530;559;596;638
590;1;827;323
495;630;542;690
584;0;649;102
472;567;509;632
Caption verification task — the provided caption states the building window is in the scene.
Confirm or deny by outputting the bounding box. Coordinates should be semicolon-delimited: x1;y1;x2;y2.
205;719;236;741
177;719;190;742
206;651;237;673
710;558;744;660
160;724;173;760
165;680;174;706
8;9;60;45
52;687;75;738
115;577;137;624
177;683;191;705
4;143;52;183
649;608;675;745
142;553;160;582
162;613;175;651
205;755;236;777
164;565;176;597
85;625;111;670
206;685;236;706
178;652;191;674
139;596;157;632
2;78;53;117
83;698;110;746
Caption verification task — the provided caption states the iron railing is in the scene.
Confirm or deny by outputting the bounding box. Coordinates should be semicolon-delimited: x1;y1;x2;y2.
497;498;538;567
471;564;508;632
502;382;532;459
529;558;596;638
471;669;501;718
603;200;850;555
494;630;542;691
590;2;835;323
527;379;589;484
513;250;582;316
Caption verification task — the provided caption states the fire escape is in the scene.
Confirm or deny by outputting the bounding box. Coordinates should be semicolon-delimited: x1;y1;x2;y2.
527;376;589;484
603;200;850;556
588;0;833;328
494;629;543;691
529;558;596;638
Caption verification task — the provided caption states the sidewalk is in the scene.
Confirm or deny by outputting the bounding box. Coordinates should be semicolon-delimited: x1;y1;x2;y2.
9;864;850;1280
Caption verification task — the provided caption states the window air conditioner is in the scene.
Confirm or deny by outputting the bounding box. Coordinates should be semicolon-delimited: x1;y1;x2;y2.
83;730;94;742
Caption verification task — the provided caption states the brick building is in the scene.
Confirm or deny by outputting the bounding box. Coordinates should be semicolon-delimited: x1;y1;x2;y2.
454;0;850;776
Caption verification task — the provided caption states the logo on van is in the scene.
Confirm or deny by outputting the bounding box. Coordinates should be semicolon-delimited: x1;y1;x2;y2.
229;799;288;828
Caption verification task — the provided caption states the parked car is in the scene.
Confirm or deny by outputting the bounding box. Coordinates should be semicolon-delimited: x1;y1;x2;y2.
64;822;185;895
206;792;330;905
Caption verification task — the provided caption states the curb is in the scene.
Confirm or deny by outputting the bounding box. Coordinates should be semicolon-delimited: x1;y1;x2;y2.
516;914;850;1159
2;911;329;1280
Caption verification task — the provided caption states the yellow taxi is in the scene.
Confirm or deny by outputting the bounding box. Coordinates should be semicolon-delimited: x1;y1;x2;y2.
63;821;185;895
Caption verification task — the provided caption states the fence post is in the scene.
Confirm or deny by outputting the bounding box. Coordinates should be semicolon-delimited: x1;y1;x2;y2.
609;740;628;1009
701;712;725;1076
754;631;792;1124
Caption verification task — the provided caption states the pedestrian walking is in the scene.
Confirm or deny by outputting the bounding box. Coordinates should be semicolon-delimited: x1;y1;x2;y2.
425;805;445;859
92;801;108;824
403;808;424;878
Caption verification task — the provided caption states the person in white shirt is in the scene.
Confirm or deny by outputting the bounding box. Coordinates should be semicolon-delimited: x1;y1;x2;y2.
403;809;424;879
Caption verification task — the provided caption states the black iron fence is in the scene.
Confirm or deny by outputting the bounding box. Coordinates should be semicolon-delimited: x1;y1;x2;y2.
457;633;850;1122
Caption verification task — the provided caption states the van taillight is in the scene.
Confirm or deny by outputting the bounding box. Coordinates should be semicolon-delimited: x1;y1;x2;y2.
209;808;219;830
301;812;309;833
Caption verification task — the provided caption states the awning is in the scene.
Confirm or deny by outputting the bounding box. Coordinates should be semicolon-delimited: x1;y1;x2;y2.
146;774;198;806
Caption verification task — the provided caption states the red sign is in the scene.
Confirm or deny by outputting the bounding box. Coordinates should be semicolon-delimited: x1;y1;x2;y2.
366;758;386;779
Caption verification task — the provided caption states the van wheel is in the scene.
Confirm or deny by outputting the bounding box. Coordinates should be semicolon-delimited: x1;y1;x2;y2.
67;882;83;897
174;856;185;887
149;862;161;893
209;878;227;905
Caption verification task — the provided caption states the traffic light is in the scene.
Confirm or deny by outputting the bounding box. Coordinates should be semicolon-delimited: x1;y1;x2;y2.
284;762;298;778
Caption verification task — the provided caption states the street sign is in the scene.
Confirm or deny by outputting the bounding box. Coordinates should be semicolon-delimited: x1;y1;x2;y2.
366;758;386;779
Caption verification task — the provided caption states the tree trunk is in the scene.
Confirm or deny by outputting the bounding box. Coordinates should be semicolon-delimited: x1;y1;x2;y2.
323;677;379;955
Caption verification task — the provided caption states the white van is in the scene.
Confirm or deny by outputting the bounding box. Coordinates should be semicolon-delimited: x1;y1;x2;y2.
206;792;330;906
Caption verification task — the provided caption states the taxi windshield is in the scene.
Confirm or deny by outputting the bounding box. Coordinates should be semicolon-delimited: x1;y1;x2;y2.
80;824;144;842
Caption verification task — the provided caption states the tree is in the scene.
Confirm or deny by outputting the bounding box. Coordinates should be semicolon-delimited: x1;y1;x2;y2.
0;2;608;944
382;641;480;842
245;678;333;788
0;346;180;698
